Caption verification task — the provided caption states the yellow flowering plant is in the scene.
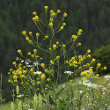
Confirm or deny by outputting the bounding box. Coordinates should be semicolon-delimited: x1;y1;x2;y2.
8;6;107;97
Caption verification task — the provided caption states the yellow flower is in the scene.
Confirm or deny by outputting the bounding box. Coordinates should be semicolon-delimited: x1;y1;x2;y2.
46;78;51;81
33;49;37;53
50;60;54;65
37;81;41;84
86;63;90;66
41;74;46;79
25;36;29;41
29;31;32;36
41;63;45;68
73;60;77;64
32;11;37;15
82;77;86;80
79;66;82;69
28;40;33;44
44;35;48;39
103;67;107;70
32;83;35;86
13;75;18;79
49;22;53;28
56;41;59;44
32;16;39;22
72;35;77;40
16;57;19;61
30;68;34;72
62;23;66;26
36;88;40;91
46;84;49;87
53;44;57;49
81;72;85;76
36;55;39;58
49;48;52;51
21;82;24;85
96;74;99;77
31;54;34;58
57;9;61;14
36;78;39;80
44;6;48;11
20;75;25;78
62;44;66;48
45;69;48;73
59;26;64;31
12;61;16;66
40;57;43;60
27;52;31;55
50;10;56;17
36;33;40;37
8;79;11;83
66;61;69;64
91;58;96;62
87;54;91;58
56;56;60;60
97;63;101;68
50;18;53;22
17;49;22;54
87;49;91;53
10;69;13;72
22;30;26;35
77;43;81;46
63;13;67;17
14;80;18;83
23;70;27;74
77;29;82;36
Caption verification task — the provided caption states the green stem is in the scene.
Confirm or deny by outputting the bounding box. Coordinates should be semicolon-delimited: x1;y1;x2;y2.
35;22;45;35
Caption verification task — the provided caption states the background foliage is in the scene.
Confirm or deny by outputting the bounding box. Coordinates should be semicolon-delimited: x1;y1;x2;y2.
93;45;110;74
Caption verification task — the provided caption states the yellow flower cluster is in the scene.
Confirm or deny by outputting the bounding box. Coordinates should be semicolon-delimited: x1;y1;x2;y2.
77;29;82;36
9;58;51;92
32;12;39;22
81;67;93;77
67;50;96;69
68;55;86;67
58;22;66;31
8;64;27;83
49;9;56;28
41;74;46;79
21;30;34;44
50;60;54;65
63;13;67;17
71;35;78;41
